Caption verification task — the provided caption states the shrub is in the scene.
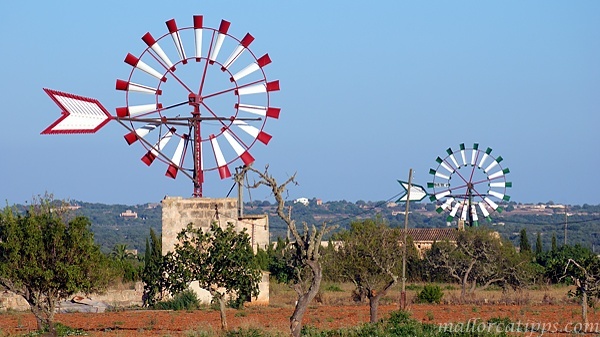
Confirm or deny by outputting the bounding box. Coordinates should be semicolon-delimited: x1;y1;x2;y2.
416;284;444;304
153;289;199;310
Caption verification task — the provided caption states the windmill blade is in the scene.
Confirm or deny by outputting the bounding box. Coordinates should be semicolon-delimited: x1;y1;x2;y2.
478;147;493;168
436;197;455;213
222;129;254;165
236;80;280;96
124;53;167;82
209;20;231;63
166;19;187;63
116;79;162;95
193;15;203;61
141;129;175;166
123;123;159;145
460;203;468;221
230;54;271;82
429;168;450;180
116;103;162;118
471;204;479;226
142;32;175;70
233;120;272;145
436;156;454;174
459;143;467;166
446;147;460;168
209;135;231;179
236;104;280;119
470;143;479;166
166;135;188;179
488;168;510;180
222;33;254;70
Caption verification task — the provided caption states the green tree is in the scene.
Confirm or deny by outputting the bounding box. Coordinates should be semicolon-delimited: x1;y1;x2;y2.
551;234;558;251
325;218;403;323
0;196;109;335
163;222;261;330
535;232;543;256
519;228;531;253
142;228;164;307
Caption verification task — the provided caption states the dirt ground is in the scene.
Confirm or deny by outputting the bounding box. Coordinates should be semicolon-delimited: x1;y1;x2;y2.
1;303;599;336
1;284;599;336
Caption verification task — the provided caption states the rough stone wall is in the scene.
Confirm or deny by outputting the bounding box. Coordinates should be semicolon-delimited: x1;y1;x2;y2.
162;196;269;305
0;282;144;312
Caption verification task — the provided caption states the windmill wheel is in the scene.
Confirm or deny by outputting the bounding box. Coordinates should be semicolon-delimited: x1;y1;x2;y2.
428;143;511;227
115;15;280;197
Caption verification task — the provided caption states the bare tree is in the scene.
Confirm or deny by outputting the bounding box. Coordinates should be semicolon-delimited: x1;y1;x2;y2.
246;165;336;337
562;258;600;324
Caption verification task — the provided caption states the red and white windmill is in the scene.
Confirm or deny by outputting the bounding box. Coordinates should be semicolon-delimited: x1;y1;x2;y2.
42;15;280;197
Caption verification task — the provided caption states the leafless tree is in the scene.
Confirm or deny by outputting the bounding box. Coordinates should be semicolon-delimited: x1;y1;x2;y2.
246;165;336;337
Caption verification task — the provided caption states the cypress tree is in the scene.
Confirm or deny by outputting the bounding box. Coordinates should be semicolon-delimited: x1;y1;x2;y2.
519;228;531;253
535;232;543;255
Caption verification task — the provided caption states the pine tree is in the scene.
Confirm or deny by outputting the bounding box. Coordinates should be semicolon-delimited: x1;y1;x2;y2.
551;233;558;251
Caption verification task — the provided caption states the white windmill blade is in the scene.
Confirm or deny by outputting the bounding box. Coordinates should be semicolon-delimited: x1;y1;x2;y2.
488;168;510;180
193;15;203;60
124;53;166;81
236;80;280;96
233;120;272;145
436;157;454;174
123;122;159;145
223;129;254;166
236;103;280;119
478;147;493;168
222;33;254;70
210;135;231;179
459;143;467;166
230;54;272;82
166;136;187;179
166;19;187;62
142;32;174;69
209;20;231;63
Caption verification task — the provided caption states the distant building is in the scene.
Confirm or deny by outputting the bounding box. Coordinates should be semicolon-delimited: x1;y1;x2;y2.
294;197;309;206
405;228;461;257
120;210;138;219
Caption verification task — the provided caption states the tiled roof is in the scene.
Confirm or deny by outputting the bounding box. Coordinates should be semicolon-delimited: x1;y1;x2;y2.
405;228;460;242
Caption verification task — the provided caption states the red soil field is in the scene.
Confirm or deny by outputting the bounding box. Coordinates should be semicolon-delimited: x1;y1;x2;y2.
1;303;599;336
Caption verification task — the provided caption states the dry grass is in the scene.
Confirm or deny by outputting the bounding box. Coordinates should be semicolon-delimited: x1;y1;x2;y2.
270;280;580;308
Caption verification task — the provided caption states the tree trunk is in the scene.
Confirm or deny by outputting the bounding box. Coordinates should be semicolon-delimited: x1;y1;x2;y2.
215;294;228;331
290;263;322;337
582;287;588;325
368;294;381;323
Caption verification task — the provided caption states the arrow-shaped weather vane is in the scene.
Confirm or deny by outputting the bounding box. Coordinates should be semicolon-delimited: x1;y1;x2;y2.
396;180;428;202
41;89;112;135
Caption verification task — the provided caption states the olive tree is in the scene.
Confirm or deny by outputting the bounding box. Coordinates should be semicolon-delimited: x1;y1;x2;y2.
425;227;536;301
0;196;109;335
325;217;403;323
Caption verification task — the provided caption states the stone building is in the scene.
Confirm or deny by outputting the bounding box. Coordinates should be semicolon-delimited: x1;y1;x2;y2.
161;196;270;305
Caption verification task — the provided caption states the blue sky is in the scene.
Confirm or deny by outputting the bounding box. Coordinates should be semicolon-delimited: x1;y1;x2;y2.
0;1;598;206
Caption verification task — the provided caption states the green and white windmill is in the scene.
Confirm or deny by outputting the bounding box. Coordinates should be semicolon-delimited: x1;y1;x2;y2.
428;143;511;227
